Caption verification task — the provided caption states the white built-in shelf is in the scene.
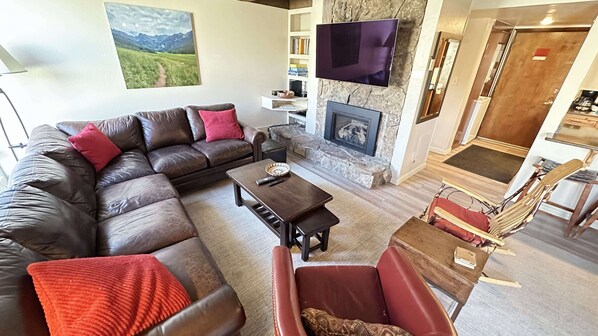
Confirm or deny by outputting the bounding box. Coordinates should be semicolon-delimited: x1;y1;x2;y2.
262;95;308;112
290;31;310;37
289;54;310;60
288;75;308;81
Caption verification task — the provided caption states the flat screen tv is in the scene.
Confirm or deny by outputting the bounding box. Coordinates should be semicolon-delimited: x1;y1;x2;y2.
316;19;399;87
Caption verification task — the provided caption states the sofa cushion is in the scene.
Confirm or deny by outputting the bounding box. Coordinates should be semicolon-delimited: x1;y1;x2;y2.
198;108;244;142
96;198;196;256
57;115;145;152
185;103;235;141
152;237;226;301
295;265;390;325
25;124;95;186
136;108;193;152
27;255;192;336
8;155;97;218
191;139;252;167
0;185;96;260
96;174;178;222
147;145;208;179
96;149;155;190
0;238;49;336
67;123;122;172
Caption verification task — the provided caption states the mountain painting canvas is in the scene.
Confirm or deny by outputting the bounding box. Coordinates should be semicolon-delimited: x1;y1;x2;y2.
105;3;201;89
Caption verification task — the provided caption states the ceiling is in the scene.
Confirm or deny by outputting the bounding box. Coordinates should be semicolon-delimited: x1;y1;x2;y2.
470;1;598;27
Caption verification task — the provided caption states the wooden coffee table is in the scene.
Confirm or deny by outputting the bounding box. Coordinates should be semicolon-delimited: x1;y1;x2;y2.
227;160;338;260
389;217;489;321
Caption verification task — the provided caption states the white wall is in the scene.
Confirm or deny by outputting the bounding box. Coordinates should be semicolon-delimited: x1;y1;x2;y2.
471;0;598;10
581;54;598;89
0;0;288;173
391;0;473;184
430;18;495;154
507;20;598;221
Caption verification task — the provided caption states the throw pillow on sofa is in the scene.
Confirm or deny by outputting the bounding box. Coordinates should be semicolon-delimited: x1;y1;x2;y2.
27;254;192;336
301;308;412;336
67;123;121;172
199;108;244;142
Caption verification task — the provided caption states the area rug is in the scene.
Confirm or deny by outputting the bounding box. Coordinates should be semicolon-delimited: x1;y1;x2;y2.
180;158;598;336
443;145;525;183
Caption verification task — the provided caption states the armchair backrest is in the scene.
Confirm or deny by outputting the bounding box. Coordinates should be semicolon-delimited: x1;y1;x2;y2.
376;246;457;336
489;159;584;238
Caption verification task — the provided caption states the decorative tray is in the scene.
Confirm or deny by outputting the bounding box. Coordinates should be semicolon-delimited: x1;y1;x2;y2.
265;163;291;177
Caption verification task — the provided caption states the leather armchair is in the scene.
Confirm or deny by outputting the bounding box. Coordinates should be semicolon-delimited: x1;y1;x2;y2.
272;246;457;336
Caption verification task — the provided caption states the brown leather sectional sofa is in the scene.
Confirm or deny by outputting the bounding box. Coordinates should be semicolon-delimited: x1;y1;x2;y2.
0;103;265;335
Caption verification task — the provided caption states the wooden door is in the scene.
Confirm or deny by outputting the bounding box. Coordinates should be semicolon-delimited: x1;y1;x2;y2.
477;30;587;148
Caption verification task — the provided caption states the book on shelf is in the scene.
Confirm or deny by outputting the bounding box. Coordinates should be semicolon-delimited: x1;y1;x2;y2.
289;63;308;68
291;37;310;55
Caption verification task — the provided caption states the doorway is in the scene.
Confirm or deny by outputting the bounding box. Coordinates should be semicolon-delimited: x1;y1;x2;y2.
477;29;588;148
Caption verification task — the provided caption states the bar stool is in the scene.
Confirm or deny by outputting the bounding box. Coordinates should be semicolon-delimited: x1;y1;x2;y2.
530;159;598;237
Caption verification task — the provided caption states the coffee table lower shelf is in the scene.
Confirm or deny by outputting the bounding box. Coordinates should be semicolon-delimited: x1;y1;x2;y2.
245;200;283;238
242;199;339;261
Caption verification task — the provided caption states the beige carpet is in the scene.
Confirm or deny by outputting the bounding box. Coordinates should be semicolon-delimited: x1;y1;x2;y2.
181;159;598;336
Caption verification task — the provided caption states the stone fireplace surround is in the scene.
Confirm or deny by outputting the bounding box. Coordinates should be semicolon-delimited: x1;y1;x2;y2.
271;0;427;188
270;124;391;188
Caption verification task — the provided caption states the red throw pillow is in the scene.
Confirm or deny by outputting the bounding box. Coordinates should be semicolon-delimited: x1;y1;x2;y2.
198;108;244;142
27;255;191;336
67;123;121;172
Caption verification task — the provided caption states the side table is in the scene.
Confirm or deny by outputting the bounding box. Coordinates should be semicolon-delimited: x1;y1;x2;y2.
389;217;489;321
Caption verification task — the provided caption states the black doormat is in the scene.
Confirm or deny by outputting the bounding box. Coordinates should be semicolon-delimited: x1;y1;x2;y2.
443;145;525;183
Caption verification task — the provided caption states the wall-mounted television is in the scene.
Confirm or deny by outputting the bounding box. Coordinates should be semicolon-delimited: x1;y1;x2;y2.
316;19;399;87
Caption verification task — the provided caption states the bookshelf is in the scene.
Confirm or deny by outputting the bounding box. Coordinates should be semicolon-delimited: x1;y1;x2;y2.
261;7;312;128
287;7;311;127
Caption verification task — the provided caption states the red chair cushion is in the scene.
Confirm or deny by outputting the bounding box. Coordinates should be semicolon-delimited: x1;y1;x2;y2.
198;108;244;142
67;123;121;172
295;265;390;325
429;197;490;245
27;254;191;336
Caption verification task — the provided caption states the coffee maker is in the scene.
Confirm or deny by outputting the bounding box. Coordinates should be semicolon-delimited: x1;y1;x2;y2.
289;80;307;98
572;90;598;112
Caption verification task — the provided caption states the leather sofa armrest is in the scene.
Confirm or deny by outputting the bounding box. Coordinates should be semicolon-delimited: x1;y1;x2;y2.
142;284;246;336
376;246;457;336
238;121;266;161
272;246;307;336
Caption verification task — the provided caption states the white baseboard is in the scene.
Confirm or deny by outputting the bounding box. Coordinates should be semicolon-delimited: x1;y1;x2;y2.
539;202;598;229
539;203;571;220
429;146;452;155
394;162;427;185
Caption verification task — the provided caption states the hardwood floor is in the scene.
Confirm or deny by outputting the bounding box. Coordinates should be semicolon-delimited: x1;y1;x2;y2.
290;138;598;263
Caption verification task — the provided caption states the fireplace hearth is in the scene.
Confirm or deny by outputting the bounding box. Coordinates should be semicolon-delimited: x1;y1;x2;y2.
324;101;381;156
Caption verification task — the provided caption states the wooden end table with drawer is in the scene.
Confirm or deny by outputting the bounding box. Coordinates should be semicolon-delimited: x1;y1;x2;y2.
389;217;489;321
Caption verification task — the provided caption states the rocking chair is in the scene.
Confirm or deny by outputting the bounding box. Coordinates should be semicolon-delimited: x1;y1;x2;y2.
421;158;584;287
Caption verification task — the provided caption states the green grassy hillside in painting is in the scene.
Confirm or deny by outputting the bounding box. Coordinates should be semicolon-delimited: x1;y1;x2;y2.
116;47;200;89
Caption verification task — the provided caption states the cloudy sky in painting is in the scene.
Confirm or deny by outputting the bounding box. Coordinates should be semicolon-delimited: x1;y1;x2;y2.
105;3;192;36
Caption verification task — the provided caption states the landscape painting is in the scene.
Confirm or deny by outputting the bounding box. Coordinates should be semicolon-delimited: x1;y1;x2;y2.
105;3;201;89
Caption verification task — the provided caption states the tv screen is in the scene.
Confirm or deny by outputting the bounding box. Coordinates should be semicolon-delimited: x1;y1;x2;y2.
316;19;399;87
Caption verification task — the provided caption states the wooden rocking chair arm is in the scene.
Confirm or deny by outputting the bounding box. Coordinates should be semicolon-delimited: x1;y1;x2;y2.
434;207;505;246
441;179;498;208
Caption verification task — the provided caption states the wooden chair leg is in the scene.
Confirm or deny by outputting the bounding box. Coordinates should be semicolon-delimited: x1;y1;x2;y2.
573;209;598;239
493;247;517;256
479;276;522;288
565;183;593;237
